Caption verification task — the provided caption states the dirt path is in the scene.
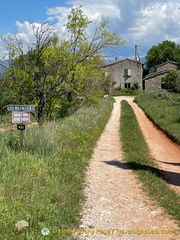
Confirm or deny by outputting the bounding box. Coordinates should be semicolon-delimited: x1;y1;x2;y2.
128;100;180;194
78;96;179;240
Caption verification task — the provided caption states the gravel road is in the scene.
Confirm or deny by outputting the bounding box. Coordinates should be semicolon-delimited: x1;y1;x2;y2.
77;96;179;240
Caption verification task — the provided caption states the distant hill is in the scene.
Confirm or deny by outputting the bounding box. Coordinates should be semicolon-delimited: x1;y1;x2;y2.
0;60;9;74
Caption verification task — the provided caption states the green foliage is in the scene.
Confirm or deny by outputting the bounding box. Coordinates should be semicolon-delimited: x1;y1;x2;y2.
152;89;172;99
139;89;171;100
175;71;180;93
162;70;180;92
111;88;142;96
145;40;180;69
4;130;20;151
130;82;140;91
1;6;125;124
120;100;180;223
135;92;180;143
114;86;122;91
0;97;114;239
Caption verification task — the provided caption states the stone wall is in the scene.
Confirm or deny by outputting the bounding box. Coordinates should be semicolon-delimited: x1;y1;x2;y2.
144;72;167;91
104;58;143;90
144;61;180;91
156;61;179;72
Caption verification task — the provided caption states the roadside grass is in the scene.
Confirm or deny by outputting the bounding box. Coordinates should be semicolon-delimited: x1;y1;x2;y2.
134;91;180;143
120;100;180;225
111;90;142;97
0;97;114;239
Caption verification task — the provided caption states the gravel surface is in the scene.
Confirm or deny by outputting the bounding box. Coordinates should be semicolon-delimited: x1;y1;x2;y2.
77;96;179;240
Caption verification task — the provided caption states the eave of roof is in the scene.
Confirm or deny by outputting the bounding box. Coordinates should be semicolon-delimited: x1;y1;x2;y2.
103;58;144;67
155;60;179;68
143;70;168;80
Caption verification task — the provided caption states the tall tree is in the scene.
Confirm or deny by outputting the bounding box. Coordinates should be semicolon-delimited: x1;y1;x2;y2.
145;40;180;69
1;6;125;124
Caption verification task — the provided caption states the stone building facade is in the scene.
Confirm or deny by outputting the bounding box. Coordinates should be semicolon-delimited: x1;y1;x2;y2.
144;61;180;91
103;58;144;90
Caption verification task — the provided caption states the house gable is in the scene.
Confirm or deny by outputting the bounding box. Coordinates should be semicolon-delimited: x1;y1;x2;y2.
155;61;180;72
103;58;144;90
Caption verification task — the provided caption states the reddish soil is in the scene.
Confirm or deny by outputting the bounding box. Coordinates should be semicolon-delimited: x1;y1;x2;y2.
128;100;180;194
78;96;180;240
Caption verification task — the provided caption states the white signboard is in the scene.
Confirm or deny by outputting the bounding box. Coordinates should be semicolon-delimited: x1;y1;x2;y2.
7;105;35;112
12;112;30;123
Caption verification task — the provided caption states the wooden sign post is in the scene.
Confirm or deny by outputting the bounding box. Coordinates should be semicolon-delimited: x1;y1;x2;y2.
17;124;26;150
7;105;35;150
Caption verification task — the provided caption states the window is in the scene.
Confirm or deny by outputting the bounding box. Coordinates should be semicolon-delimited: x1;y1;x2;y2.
124;83;131;88
124;69;131;77
120;83;125;89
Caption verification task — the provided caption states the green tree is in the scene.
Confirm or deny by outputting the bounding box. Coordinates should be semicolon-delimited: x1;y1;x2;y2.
1;6;125;124
145;40;180;69
162;70;180;92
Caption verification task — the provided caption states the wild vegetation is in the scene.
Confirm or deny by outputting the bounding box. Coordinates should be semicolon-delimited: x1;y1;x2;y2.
134;90;180;143
0;6;124;124
111;82;141;96
0;97;114;239
145;40;180;69
162;70;180;93
120;100;180;224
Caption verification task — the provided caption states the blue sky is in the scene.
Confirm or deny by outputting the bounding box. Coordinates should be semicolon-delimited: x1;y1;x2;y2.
0;1;67;34
0;0;180;62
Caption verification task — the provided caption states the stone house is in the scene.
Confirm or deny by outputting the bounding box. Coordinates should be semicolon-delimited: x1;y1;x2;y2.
143;61;180;91
103;58;144;90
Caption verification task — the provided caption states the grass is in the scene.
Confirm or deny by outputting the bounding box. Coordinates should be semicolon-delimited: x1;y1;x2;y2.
134;91;180;143
0;97;114;239
120;100;180;226
111;90;142;96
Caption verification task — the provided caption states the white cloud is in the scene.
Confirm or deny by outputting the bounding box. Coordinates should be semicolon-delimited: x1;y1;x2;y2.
0;0;180;59
0;41;8;59
0;21;56;57
46;0;121;38
54;0;180;49
127;1;180;45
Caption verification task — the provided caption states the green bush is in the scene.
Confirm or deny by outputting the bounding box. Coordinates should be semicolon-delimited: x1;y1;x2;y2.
153;89;172;99
131;82;140;91
114;86;122;91
141;89;171;100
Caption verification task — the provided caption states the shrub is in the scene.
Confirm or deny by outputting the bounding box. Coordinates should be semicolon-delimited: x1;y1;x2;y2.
114;86;122;91
131;82;140;91
143;89;172;100
162;70;180;92
153;89;172;99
